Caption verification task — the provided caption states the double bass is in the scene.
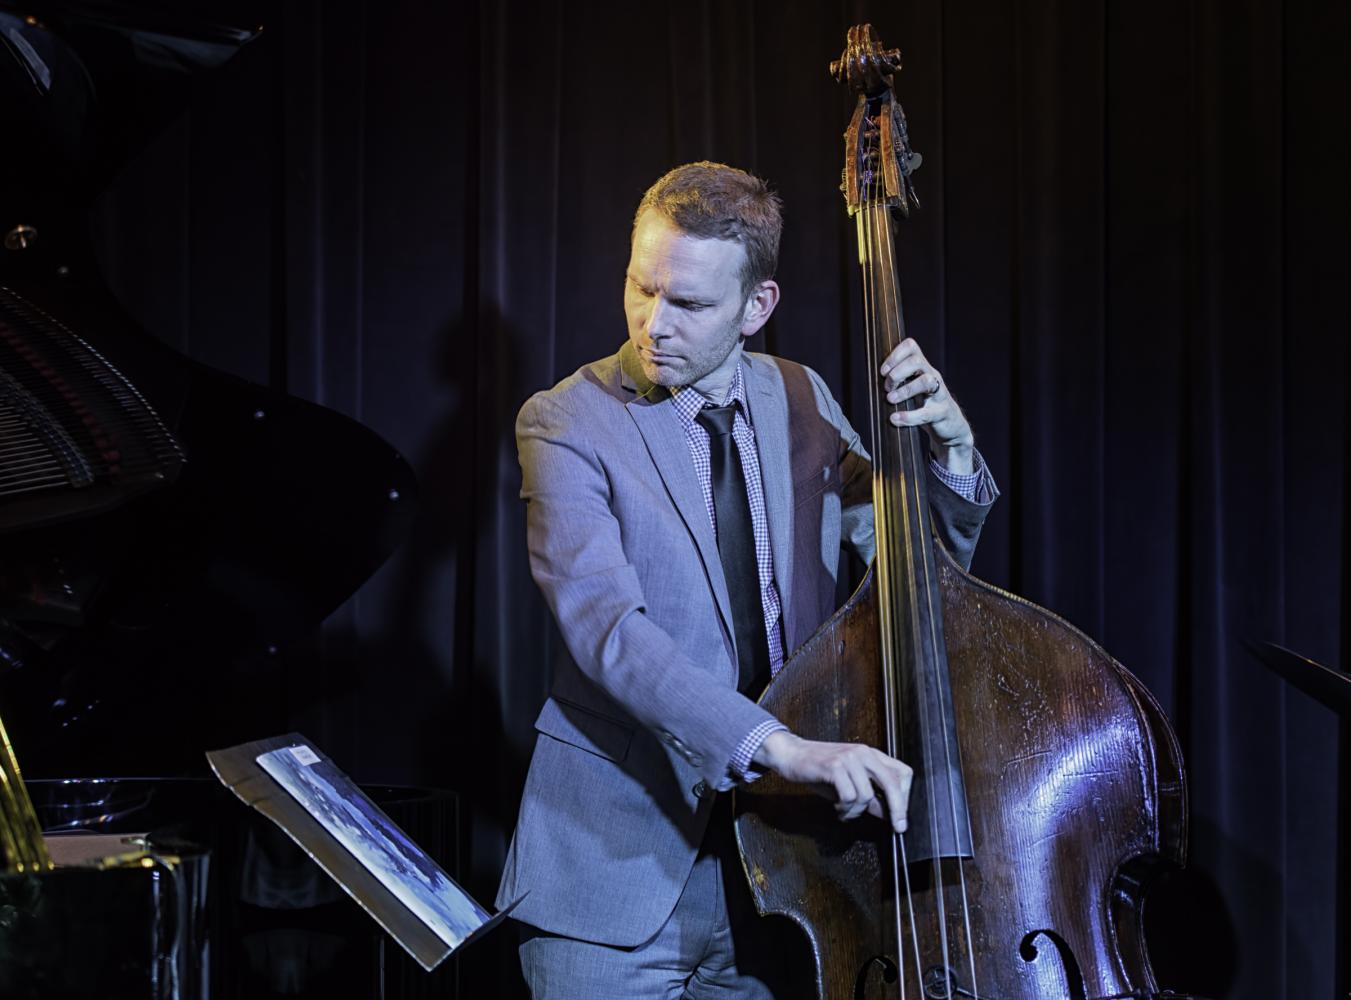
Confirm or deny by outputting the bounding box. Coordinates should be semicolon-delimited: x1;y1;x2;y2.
735;25;1188;1000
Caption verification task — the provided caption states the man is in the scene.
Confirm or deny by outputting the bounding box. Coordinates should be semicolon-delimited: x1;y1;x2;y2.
497;162;996;998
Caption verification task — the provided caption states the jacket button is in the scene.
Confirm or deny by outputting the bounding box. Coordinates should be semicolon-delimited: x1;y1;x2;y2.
692;781;708;799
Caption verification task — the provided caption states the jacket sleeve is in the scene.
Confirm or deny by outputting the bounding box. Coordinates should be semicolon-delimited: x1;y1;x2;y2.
924;463;994;572
802;366;994;572
517;390;780;788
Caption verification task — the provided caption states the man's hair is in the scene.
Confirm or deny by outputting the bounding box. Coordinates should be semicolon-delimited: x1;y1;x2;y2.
634;161;783;295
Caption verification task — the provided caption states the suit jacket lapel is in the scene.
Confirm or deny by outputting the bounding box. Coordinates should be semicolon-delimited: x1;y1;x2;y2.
619;343;736;646
743;354;796;650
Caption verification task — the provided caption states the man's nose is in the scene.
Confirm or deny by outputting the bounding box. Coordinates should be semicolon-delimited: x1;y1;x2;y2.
646;296;673;339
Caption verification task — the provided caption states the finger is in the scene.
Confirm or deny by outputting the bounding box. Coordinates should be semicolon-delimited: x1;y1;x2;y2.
888;398;945;427
831;769;861;816
839;762;877;821
869;758;912;834
886;370;943;405
843;795;876;822
878;339;922;383
841;793;875;821
878;340;919;378
882;360;929;395
882;361;923;394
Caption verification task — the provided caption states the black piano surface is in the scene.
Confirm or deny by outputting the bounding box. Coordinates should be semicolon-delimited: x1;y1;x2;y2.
0;5;461;997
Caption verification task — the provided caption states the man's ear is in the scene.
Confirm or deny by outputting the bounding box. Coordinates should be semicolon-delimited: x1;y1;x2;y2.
739;279;781;338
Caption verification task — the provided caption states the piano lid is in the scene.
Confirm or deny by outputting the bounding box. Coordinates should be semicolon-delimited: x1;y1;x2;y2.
0;2;419;777
0;1;266;248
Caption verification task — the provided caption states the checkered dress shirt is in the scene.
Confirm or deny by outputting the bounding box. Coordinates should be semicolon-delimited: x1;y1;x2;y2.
669;365;784;674
670;361;997;782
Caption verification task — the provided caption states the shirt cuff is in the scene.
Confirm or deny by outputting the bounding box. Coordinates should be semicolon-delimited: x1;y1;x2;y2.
929;447;1000;505
727;719;788;785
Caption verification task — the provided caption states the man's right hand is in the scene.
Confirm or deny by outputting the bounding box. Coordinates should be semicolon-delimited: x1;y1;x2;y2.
752;730;912;833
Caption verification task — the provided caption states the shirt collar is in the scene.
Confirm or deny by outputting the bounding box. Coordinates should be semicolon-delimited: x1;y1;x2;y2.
670;362;747;428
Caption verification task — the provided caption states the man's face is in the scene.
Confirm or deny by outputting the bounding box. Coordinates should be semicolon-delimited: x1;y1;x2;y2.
624;209;756;396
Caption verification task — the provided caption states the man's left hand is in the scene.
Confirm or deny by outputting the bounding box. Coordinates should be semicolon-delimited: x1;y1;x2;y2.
878;338;975;475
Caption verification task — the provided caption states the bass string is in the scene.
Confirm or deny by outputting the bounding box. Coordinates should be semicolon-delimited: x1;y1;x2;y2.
867;202;952;997
875;181;980;1000
856;123;911;1000
860;120;932;996
862;106;980;997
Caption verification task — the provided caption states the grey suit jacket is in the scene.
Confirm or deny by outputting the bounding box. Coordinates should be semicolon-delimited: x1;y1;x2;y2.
496;342;990;946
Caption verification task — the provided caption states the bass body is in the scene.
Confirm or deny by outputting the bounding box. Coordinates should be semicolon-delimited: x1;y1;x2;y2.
735;24;1188;1000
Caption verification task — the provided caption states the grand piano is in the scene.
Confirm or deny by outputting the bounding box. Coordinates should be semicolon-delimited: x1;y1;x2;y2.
0;4;459;997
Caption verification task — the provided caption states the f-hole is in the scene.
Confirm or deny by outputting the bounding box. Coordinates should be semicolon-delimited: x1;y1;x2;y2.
1019;929;1087;1000
854;954;898;999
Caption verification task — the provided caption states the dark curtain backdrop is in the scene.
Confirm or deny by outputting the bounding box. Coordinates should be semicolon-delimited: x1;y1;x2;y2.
91;1;1348;996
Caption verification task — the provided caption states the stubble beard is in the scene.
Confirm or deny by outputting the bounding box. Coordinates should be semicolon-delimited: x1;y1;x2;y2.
637;316;744;390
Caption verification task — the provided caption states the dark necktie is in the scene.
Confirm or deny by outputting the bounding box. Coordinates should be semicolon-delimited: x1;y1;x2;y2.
695;404;770;696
